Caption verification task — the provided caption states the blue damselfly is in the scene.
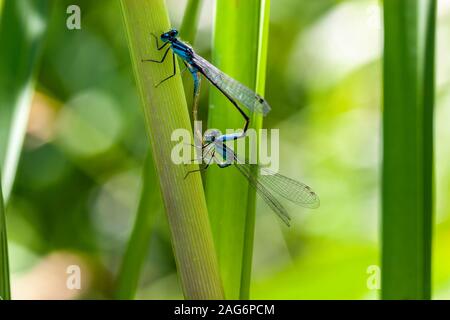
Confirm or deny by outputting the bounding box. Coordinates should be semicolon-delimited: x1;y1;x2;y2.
186;129;320;226
142;29;271;138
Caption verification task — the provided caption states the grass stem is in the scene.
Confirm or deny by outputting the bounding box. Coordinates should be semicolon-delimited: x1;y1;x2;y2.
206;0;270;299
115;0;206;299
0;0;50;203
0;173;10;300
120;0;223;299
114;153;162;299
382;0;436;299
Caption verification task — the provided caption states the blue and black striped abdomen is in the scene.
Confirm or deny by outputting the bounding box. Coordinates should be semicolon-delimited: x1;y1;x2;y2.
170;39;194;62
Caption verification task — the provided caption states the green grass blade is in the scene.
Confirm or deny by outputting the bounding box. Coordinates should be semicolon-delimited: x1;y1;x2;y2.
120;0;223;299
0;0;50;203
382;0;436;299
115;0;204;300
114;153;162;299
240;0;270;300
0;0;3;22
206;0;269;299
419;0;436;298
0;3;6;300
180;0;203;118
0;173;10;300
180;0;203;44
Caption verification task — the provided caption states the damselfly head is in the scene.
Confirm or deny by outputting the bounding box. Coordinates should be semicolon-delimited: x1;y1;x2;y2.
204;129;221;143
161;29;179;42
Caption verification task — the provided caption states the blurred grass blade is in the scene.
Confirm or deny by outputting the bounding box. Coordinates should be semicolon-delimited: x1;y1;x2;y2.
382;0;436;299
0;0;50;203
206;0;269;299
180;0;203;44
0;173;10;300
0;0;3;22
114;153;162;299
241;0;270;300
115;0;204;300
120;0;223;299
180;0;203;112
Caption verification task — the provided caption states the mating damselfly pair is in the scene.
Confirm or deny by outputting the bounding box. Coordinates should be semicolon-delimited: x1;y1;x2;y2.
143;29;319;226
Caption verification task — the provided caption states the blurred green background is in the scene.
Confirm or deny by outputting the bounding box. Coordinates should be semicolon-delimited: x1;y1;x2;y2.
4;0;450;299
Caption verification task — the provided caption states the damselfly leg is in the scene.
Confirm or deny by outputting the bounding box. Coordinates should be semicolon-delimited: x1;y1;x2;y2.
154;52;177;88
141;34;171;62
142;34;177;87
151;33;170;51
183;147;215;179
141;46;171;64
208;82;249;137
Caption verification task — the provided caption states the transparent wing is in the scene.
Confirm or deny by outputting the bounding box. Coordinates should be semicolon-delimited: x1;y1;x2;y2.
192;53;271;116
216;145;291;226
258;168;320;209
221;143;319;209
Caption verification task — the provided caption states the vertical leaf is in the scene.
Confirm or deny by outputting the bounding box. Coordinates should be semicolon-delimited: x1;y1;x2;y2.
180;0;203;44
120;0;223;299
382;0;436;299
0;0;50;203
240;0;270;300
0;0;3;21
206;0;269;299
114;154;162;299
180;0;203;113
0;173;10;300
115;0;205;300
